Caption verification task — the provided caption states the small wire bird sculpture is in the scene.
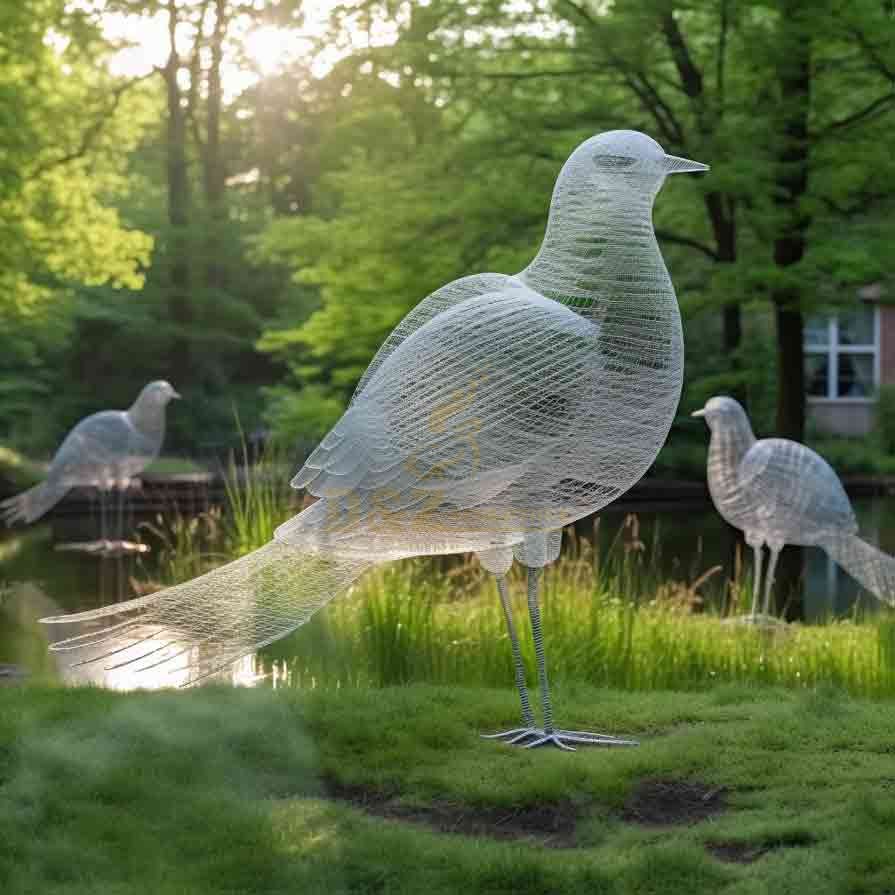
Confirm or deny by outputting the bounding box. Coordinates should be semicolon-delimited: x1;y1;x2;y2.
694;396;895;620
44;132;707;750
2;381;180;540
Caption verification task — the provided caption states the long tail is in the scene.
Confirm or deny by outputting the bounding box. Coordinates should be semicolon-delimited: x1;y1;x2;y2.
823;533;895;606
41;541;372;684
1;481;67;525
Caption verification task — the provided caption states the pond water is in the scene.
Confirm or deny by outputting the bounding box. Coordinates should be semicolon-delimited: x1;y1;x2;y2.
3;495;895;689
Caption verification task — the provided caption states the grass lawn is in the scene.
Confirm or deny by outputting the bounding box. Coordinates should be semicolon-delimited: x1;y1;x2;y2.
143;456;211;477
2;682;895;894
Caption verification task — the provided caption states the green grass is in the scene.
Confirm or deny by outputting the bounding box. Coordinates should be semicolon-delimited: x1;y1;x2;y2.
263;556;895;698
144;475;895;700
143;456;210;477
221;448;294;557
2;682;895;894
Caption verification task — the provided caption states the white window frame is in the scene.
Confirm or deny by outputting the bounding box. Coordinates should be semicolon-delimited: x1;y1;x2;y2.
805;304;880;404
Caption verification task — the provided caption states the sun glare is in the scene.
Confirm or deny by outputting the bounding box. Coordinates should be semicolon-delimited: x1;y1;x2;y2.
243;25;301;77
98;4;340;95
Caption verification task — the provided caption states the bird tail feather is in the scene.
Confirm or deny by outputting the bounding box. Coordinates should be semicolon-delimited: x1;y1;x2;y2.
1;481;66;526
41;541;372;684
823;533;895;606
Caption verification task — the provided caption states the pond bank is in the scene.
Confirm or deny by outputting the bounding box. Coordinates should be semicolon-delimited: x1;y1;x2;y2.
9;470;895;518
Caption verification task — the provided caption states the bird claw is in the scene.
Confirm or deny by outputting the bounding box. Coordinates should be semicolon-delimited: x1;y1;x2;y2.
481;726;541;744
482;726;639;750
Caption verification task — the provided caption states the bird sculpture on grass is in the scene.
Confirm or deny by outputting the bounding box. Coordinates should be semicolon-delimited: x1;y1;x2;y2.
44;131;708;751
694;396;895;620
2;381;180;543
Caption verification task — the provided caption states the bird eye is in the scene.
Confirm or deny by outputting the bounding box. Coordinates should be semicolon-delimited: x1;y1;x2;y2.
593;154;637;169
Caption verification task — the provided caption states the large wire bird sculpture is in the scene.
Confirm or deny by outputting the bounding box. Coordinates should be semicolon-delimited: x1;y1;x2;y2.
44;131;707;750
694;396;895;619
2;381;180;531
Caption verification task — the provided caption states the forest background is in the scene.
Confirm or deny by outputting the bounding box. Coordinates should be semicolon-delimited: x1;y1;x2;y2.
2;0;893;472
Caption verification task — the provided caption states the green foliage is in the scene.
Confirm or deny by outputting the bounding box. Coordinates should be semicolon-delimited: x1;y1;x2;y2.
875;384;895;454
2;0;894;458
0;2;155;446
0;445;43;493
262;384;346;450
812;438;895;477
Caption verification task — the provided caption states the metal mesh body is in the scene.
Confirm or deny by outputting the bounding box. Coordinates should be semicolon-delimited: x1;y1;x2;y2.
45;131;705;681
2;381;179;525
696;396;895;605
282;131;691;561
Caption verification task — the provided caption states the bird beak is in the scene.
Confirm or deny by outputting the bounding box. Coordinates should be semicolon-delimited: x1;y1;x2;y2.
664;154;709;174
171;390;182;400
691;408;706;418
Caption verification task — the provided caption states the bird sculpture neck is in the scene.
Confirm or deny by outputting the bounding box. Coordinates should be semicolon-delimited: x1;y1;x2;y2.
520;179;672;318
128;396;166;441
706;417;756;501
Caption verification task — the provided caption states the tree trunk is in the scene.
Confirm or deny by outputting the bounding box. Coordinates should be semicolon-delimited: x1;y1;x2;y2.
774;302;806;441
770;0;811;443
770;0;813;618
165;0;192;386
204;0;227;296
704;191;742;370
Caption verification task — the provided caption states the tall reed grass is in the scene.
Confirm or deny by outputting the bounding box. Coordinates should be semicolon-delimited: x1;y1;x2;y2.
142;462;895;699
259;525;895;699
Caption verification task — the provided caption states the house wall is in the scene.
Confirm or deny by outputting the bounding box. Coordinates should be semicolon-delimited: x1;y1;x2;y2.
806;299;888;438
808;400;874;437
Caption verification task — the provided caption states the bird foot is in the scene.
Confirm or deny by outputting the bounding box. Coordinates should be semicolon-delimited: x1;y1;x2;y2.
481;725;542;744
482;726;639;751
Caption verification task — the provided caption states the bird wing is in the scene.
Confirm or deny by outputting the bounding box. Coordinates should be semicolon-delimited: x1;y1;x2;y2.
281;285;600;551
350;272;523;401
49;411;147;486
737;438;857;540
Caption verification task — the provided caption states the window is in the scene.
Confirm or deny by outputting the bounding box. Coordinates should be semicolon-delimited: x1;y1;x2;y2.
804;305;878;400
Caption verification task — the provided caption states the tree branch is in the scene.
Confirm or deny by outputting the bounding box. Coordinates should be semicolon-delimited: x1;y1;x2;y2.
479;68;603;80
654;228;719;260
847;25;895;83
660;11;703;99
716;0;729;111
816;92;895;138
30;69;158;177
186;0;212;155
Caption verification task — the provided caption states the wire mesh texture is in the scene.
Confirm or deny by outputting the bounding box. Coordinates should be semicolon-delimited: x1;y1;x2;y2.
694;395;895;616
2;381;180;526
44;131;707;686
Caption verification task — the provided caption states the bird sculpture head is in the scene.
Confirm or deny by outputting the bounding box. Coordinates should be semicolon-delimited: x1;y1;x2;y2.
137;380;182;407
559;130;708;203
691;396;750;431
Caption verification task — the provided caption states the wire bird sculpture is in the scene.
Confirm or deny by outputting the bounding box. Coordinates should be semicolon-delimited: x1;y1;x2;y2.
694;396;895;620
44;131;707;750
1;382;180;541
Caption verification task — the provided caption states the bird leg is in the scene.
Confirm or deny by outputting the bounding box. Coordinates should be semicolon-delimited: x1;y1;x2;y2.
98;486;107;545
521;567;638;752
115;482;124;544
761;547;781;617
749;542;764;618
481;574;539;743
